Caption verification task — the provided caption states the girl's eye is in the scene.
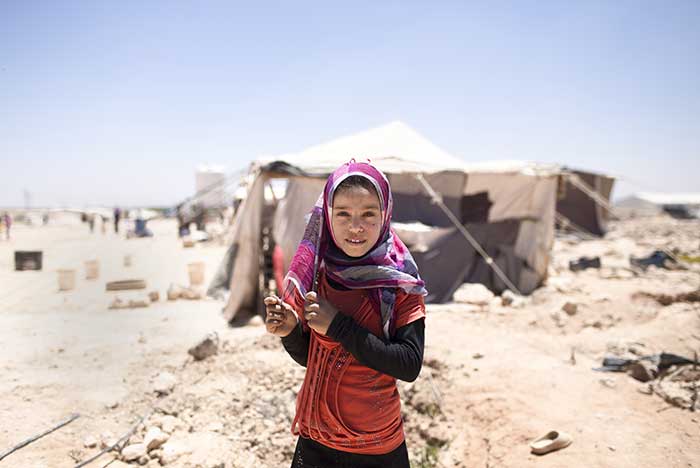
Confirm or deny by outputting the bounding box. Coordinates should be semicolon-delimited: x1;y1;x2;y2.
336;211;350;217
363;211;377;217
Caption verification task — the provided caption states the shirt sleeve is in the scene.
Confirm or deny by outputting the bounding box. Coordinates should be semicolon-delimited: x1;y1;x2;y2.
327;313;425;382
281;321;310;367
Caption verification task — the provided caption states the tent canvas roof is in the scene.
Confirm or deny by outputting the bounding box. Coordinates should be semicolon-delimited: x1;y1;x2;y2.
258;121;562;177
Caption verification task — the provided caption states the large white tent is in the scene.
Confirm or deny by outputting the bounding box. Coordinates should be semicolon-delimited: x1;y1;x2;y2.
210;122;561;322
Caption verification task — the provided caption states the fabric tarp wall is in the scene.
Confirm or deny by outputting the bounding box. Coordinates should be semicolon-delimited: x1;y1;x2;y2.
556;170;615;236
464;173;558;280
208;173;265;321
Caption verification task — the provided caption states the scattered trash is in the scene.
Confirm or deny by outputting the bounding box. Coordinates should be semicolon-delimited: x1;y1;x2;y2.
630;250;681;271
529;430;572;455
14;251;43;271
594;353;697;374
84;260;99;280
123;255;132;267
632;290;700;306
569;256;601;272
57;269;76;291
106;279;147;291
187;261;205;286
108;297;150;309
167;283;204;301
188;332;219;361
148;291;160;302
627;361;658;382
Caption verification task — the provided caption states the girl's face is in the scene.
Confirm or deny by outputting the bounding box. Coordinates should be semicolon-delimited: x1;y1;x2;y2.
331;186;382;257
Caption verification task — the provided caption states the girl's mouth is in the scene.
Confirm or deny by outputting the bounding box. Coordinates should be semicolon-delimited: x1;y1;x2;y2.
346;238;366;245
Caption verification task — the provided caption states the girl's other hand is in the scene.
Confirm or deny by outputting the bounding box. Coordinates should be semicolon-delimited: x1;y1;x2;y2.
264;295;298;337
304;291;338;336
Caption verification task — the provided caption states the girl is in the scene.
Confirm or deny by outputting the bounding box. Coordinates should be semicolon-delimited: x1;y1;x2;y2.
264;160;427;467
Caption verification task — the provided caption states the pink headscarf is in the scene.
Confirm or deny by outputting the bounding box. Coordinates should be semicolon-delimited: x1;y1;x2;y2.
283;160;426;337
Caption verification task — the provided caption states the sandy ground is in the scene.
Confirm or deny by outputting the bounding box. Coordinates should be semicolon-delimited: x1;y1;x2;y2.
0;216;699;468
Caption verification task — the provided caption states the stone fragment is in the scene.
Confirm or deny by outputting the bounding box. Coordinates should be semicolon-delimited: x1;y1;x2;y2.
153;372;177;395
121;443;147;461
453;283;494;306
188;332;219;361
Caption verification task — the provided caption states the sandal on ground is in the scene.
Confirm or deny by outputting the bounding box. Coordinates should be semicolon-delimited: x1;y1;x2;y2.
529;430;573;455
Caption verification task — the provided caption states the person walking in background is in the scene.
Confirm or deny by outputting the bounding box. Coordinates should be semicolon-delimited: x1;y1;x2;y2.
265;160;427;467
3;212;12;240
113;207;121;234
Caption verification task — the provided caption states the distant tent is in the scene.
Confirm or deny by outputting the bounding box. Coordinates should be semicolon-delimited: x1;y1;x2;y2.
616;192;700;219
209;122;560;322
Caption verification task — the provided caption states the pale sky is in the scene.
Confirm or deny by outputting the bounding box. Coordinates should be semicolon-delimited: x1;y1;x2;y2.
1;0;698;207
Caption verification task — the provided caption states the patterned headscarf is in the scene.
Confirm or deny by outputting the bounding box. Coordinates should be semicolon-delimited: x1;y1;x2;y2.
283;160;427;338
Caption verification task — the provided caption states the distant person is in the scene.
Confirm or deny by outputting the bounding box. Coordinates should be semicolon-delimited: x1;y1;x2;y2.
113;207;121;234
3;212;11;240
88;214;95;233
42;212;49;225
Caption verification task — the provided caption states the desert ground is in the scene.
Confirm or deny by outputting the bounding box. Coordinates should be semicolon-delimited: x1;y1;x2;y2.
1;215;698;468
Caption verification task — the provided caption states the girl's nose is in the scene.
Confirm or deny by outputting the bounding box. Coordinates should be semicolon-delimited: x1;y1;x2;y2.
349;217;364;232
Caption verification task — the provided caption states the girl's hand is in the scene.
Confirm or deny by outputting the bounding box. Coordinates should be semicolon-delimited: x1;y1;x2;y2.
304;291;338;336
264;295;298;337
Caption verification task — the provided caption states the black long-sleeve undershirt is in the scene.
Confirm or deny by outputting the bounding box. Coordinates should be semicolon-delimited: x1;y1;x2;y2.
281;315;425;382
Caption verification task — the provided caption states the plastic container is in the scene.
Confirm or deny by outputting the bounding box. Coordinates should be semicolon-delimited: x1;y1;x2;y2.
188;262;205;286
85;260;99;280
57;269;76;291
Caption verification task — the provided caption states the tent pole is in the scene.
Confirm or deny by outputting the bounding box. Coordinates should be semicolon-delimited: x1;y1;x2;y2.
414;174;523;296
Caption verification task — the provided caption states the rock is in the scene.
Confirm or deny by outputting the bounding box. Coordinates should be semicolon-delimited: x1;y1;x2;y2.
599;378;616;388
501;290;527;308
627;361;657;382
121;443;147;461
546;276;574;293
105;399;120;410
204;421;224;433
562;302;578;316
452;283;494;306
157;415;185;434
550;310;568;327
188;332;219;361
100;431;118;449
159;441;192;465
167;284;183;301
153;372;177;395
83;435;98;448
144;427;169;450
180;286;204;300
